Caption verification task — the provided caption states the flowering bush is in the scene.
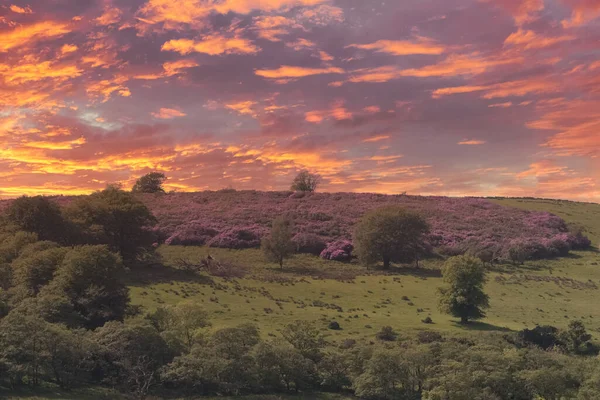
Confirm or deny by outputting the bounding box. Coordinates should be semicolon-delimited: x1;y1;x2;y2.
2;192;591;260
206;226;265;249
320;240;353;262
165;222;218;246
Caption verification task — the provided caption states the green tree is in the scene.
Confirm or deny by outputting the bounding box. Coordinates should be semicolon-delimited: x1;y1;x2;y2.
290;170;321;192
132;172;167;194
146;301;211;351
254;340;317;392
93;321;173;398
6;196;67;243
261;216;295;268
282;320;325;363
560;320;593;354
438;255;489;324
11;246;68;296
42;245;130;329
354;206;430;269
66;185;157;261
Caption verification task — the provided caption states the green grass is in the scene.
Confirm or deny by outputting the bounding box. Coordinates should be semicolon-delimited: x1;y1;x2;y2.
125;198;600;340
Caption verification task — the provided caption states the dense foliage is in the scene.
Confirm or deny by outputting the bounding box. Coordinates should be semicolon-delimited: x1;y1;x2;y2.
132;172;167;194
1;192;591;262
354;206;430;269
438;255;490;323
291;170;321;192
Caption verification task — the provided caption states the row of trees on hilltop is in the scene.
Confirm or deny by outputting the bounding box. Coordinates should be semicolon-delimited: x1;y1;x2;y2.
131;170;321;194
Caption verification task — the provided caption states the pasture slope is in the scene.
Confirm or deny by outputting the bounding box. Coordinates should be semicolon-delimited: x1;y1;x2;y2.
127;194;600;339
5;194;600;400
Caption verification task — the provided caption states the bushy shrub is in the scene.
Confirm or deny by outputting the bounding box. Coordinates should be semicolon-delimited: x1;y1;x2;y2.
293;233;326;255
375;326;397;341
165;222;218;246
207;227;264;249
320;240;353;262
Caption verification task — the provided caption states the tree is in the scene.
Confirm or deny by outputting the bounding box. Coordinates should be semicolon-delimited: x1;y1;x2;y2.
66;185;157;261
560;320;593;354
132;172;167;194
261;216;295;268
353;206;430;269
5;196;67;243
282;320;325;363
11;246;68;296
146;301;211;351
93;321;173;398
290;171;321;192
42;245;130;329
438;255;489;324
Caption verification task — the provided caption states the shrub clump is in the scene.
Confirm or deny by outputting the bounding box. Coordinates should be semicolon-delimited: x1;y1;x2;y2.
375;326;397;341
165;222;218;246
207;226;264;249
320;240;353;262
328;321;341;330
293;233;327;255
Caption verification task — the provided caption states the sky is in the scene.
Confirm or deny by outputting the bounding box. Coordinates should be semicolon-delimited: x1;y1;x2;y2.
0;0;599;202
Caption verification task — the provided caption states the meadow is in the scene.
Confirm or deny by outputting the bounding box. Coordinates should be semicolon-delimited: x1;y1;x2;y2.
122;197;600;339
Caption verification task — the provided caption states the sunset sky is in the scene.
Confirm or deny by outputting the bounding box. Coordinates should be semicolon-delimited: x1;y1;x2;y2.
0;0;598;201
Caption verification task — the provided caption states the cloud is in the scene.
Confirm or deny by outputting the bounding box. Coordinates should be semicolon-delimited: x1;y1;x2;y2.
432;78;561;99
0;21;70;52
162;36;260;55
255;65;345;79
458;139;486;145
349;53;523;83
347;37;445;56
10;4;33;14
152;108;187;119
504;29;575;49
226;101;258;116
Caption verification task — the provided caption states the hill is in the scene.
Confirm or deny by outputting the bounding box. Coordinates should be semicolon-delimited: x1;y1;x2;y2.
139;191;591;260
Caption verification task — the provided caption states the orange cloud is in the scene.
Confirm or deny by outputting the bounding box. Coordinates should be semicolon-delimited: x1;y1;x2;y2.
305;101;352;123
458;139;486;145
528;100;600;158
152;108;187;119
433;78;561;99
350;53;522;83
504;29;575;49
561;0;600;27
362;135;390;143
347;37;445;56
0;61;82;85
255;65;345;79
10;4;33;14
60;44;78;54
488;102;512;108
0;21;70;52
517;160;569;178
225;101;258;116
96;7;122;25
162;36;259;55
24;137;87;150
253;15;299;41
137;0;329;32
86;76;131;102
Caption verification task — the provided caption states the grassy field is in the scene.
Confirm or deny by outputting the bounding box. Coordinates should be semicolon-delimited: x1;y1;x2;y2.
125;198;600;342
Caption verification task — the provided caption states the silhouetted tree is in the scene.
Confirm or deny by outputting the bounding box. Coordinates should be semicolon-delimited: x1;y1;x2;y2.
291;171;321;192
132;172;167;194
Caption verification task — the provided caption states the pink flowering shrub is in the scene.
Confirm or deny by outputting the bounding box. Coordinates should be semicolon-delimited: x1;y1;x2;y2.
165;222;218;246
320;240;353;262
1;192;591;260
206;226;265;249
